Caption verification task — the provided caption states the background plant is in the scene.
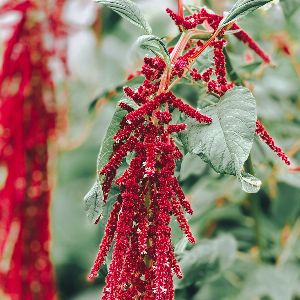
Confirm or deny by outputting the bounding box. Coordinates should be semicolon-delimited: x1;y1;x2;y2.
0;1;68;299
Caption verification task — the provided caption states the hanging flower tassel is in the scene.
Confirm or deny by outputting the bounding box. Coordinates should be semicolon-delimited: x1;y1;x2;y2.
256;120;291;166
0;0;69;299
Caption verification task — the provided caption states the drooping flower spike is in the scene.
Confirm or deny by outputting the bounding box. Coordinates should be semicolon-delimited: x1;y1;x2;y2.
0;1;69;299
255;120;291;166
87;52;212;299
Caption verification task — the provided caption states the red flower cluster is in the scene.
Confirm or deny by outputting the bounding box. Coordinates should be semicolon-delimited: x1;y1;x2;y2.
255;120;291;165
88;38;213;298
0;1;68;299
166;8;271;64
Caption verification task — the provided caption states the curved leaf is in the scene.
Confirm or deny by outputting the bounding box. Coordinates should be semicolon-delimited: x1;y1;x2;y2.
184;86;257;175
95;0;152;34
135;34;171;68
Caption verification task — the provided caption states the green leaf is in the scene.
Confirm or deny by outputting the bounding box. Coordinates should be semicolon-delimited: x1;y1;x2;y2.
83;181;103;224
135;35;171;68
239;266;300;300
175;235;237;289
95;0;152;34
88;90;109;114
84;99;136;223
238;172;262;193
184;86;257;175
272;183;300;226
179;153;206;181
239;61;262;73
96;99;137;181
88;76;144;114
218;0;273;30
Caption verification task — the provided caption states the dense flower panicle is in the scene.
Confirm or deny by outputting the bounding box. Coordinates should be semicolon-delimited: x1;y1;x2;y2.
172;198;196;244
256;120;291;166
166;8;207;30
190;68;202;81
201;67;214;82
88;4;289;300
100;136;138;176
145;145;156;177
124;93;168;125
167;124;187;134
138;80;160;100
172;48;196;78
124;86;146;105
118;101;135;112
0;0;68;299
89;57;209;298
169;97;212;123
142;57;166;81
154;111;172;124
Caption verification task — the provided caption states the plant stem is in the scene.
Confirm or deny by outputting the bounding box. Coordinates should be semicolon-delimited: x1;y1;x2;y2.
177;0;183;17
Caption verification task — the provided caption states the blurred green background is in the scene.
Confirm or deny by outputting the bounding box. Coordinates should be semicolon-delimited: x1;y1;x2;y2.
47;0;300;299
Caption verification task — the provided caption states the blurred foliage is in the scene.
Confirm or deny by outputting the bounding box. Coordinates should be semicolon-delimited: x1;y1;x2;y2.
34;0;300;299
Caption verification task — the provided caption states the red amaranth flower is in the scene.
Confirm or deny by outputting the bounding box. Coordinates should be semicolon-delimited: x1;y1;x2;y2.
142;56;166;81
231;24;271;64
256;120;291;166
167;7;271;65
172;48;196;78
166;7;207;30
190;68;202;81
88;52;211;297
0;1;68;299
169;96;212;123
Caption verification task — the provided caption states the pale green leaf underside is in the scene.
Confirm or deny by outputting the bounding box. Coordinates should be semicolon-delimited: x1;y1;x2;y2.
84;99;136;223
135;34;171;68
185;86;257;175
218;0;273;30
94;0;152;34
84;181;103;223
